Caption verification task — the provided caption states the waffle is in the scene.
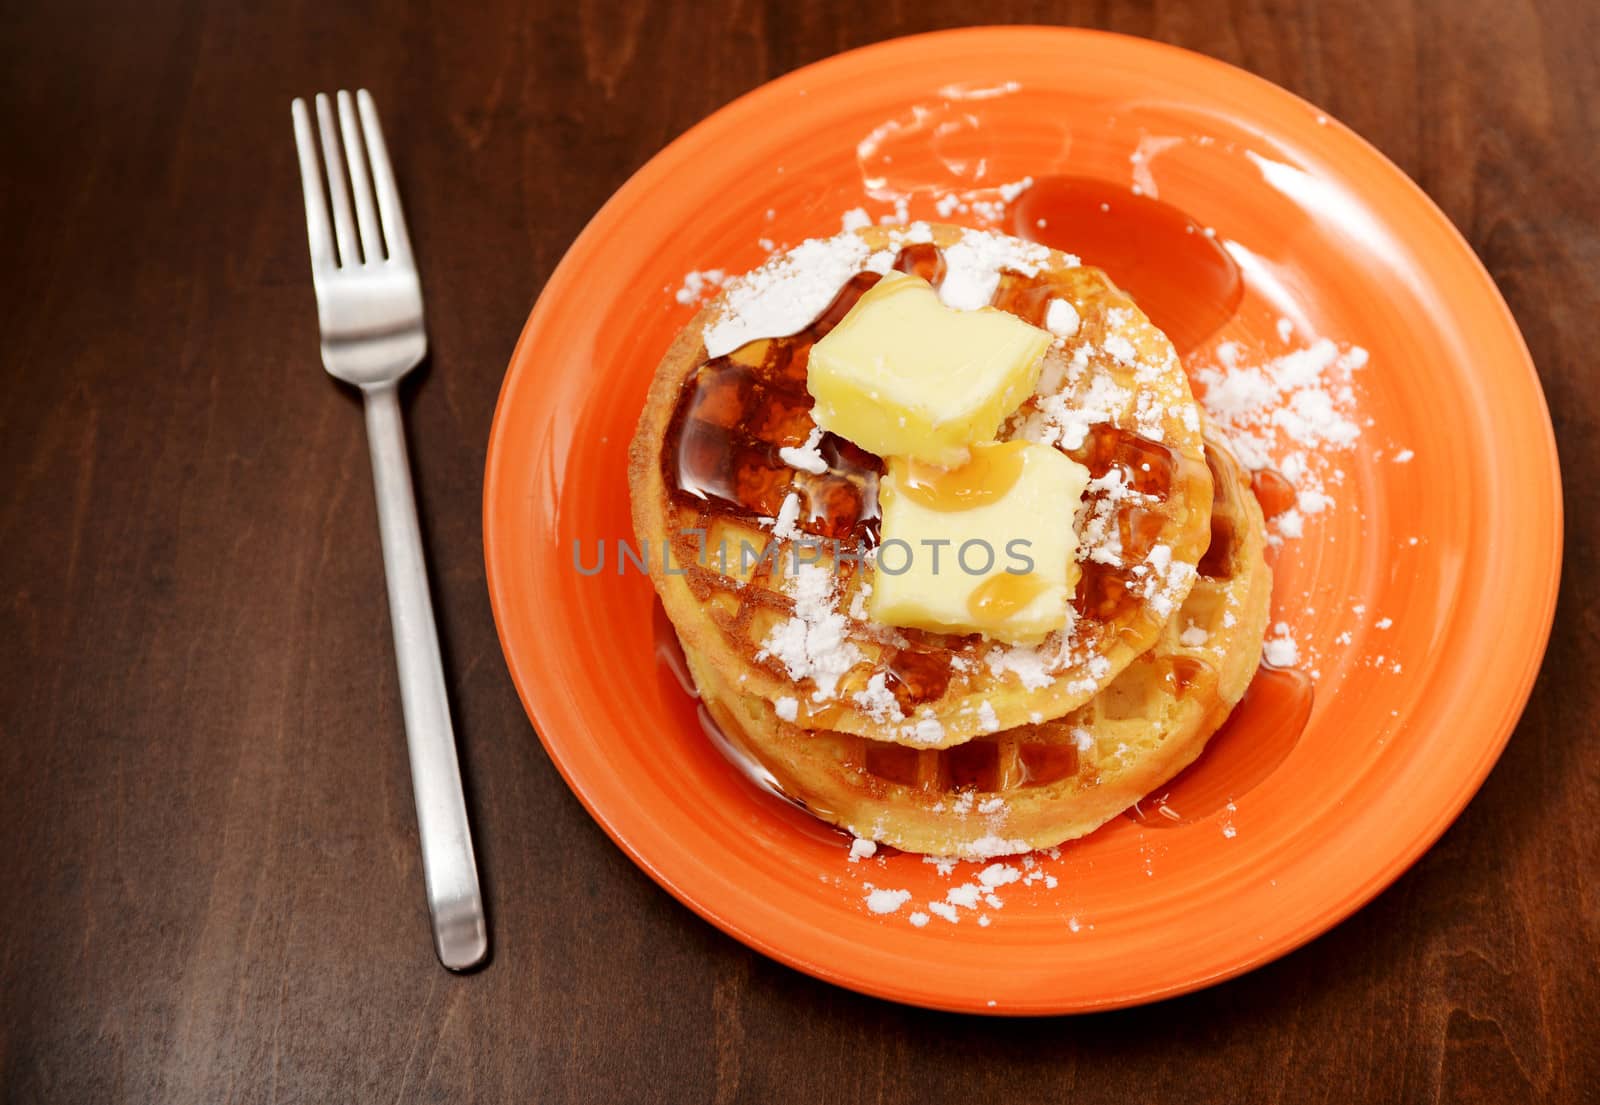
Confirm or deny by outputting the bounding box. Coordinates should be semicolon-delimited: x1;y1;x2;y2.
684;431;1272;858
629;224;1213;748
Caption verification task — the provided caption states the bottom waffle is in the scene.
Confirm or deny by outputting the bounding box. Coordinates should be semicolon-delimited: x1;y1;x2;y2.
682;431;1273;858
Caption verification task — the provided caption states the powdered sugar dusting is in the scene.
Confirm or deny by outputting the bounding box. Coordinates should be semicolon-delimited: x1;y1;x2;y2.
1263;622;1299;668
937;229;1056;310
864;886;911;914
703;235;872;357
851;672;905;723
778;425;828;474
700;225;1062;358
673;268;727;305
853;853;1068;929
757;564;862;700
1196;336;1367;547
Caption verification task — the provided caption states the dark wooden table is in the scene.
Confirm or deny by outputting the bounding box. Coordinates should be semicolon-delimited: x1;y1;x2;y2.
3;1;1595;1102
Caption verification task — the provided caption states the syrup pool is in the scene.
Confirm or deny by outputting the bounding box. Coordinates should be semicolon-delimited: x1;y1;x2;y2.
1013;176;1243;356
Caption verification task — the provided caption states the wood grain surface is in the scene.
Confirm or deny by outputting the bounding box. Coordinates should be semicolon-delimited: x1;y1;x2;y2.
1;1;1595;1102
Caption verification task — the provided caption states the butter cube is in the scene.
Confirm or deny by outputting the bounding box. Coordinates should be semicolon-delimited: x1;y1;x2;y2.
869;441;1090;644
807;271;1050;466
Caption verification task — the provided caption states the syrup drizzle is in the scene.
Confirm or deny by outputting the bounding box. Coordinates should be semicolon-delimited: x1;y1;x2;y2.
667;271;885;541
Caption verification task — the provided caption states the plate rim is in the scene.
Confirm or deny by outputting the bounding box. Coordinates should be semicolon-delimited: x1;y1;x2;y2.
483;25;1563;1014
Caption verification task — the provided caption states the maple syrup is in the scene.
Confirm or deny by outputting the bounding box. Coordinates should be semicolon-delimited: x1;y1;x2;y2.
861;739;923;788
968;572;1050;627
893;241;946;284
1012;176;1243;355
1197;516;1236;580
899;442;1029;511
1017;742;1080;787
1073;560;1135;621
694;701;874;851
1068;421;1179;496
1197;446;1238;579
658;601;852;841
1249;468;1298;520
665;271;886;542
884;648;954;714
666;570;1091;800
946;740;996;791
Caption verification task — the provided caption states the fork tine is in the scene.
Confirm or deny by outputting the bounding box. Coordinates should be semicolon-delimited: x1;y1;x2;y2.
356;90;412;264
290;99;334;271
315;93;359;267
338;90;384;264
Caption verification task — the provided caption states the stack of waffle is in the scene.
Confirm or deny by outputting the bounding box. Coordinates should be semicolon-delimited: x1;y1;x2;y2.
630;224;1271;858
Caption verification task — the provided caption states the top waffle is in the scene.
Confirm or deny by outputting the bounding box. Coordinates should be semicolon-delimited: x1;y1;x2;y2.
629;224;1213;748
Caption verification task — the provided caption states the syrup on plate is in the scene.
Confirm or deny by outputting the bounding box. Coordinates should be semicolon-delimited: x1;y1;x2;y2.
1249;468;1298;520
1013;175;1243;356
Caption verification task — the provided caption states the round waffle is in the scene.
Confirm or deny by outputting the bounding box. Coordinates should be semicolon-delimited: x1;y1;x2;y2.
629;224;1213;748
684;432;1272;858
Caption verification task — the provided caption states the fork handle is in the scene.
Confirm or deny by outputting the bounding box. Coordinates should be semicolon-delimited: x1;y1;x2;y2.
362;383;488;971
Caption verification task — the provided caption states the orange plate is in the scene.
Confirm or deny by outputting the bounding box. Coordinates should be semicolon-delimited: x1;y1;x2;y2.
483;28;1561;1013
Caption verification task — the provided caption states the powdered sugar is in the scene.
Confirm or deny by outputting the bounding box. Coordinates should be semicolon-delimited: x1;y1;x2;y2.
770;490;802;541
1263;622;1299;668
1200;338;1363;456
959;834;1032;858
976;700;1000;732
862;854;1059;929
864;886;912;914
935;229;1056;310
851;672;904;722
673;268;727;305
1045;298;1080;338
778;426;828;474
979;863;1021;889
839;207;873;232
757;564;862;700
702;235;872;357
699;224;1059;358
907;716;946;746
1196;335;1368;547
983;643;1053;690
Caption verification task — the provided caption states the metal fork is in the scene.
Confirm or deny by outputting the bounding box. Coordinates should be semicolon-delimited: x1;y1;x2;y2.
291;90;487;971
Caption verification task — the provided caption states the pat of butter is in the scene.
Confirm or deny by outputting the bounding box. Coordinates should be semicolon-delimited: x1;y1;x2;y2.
807;271;1050;467
869;441;1090;645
